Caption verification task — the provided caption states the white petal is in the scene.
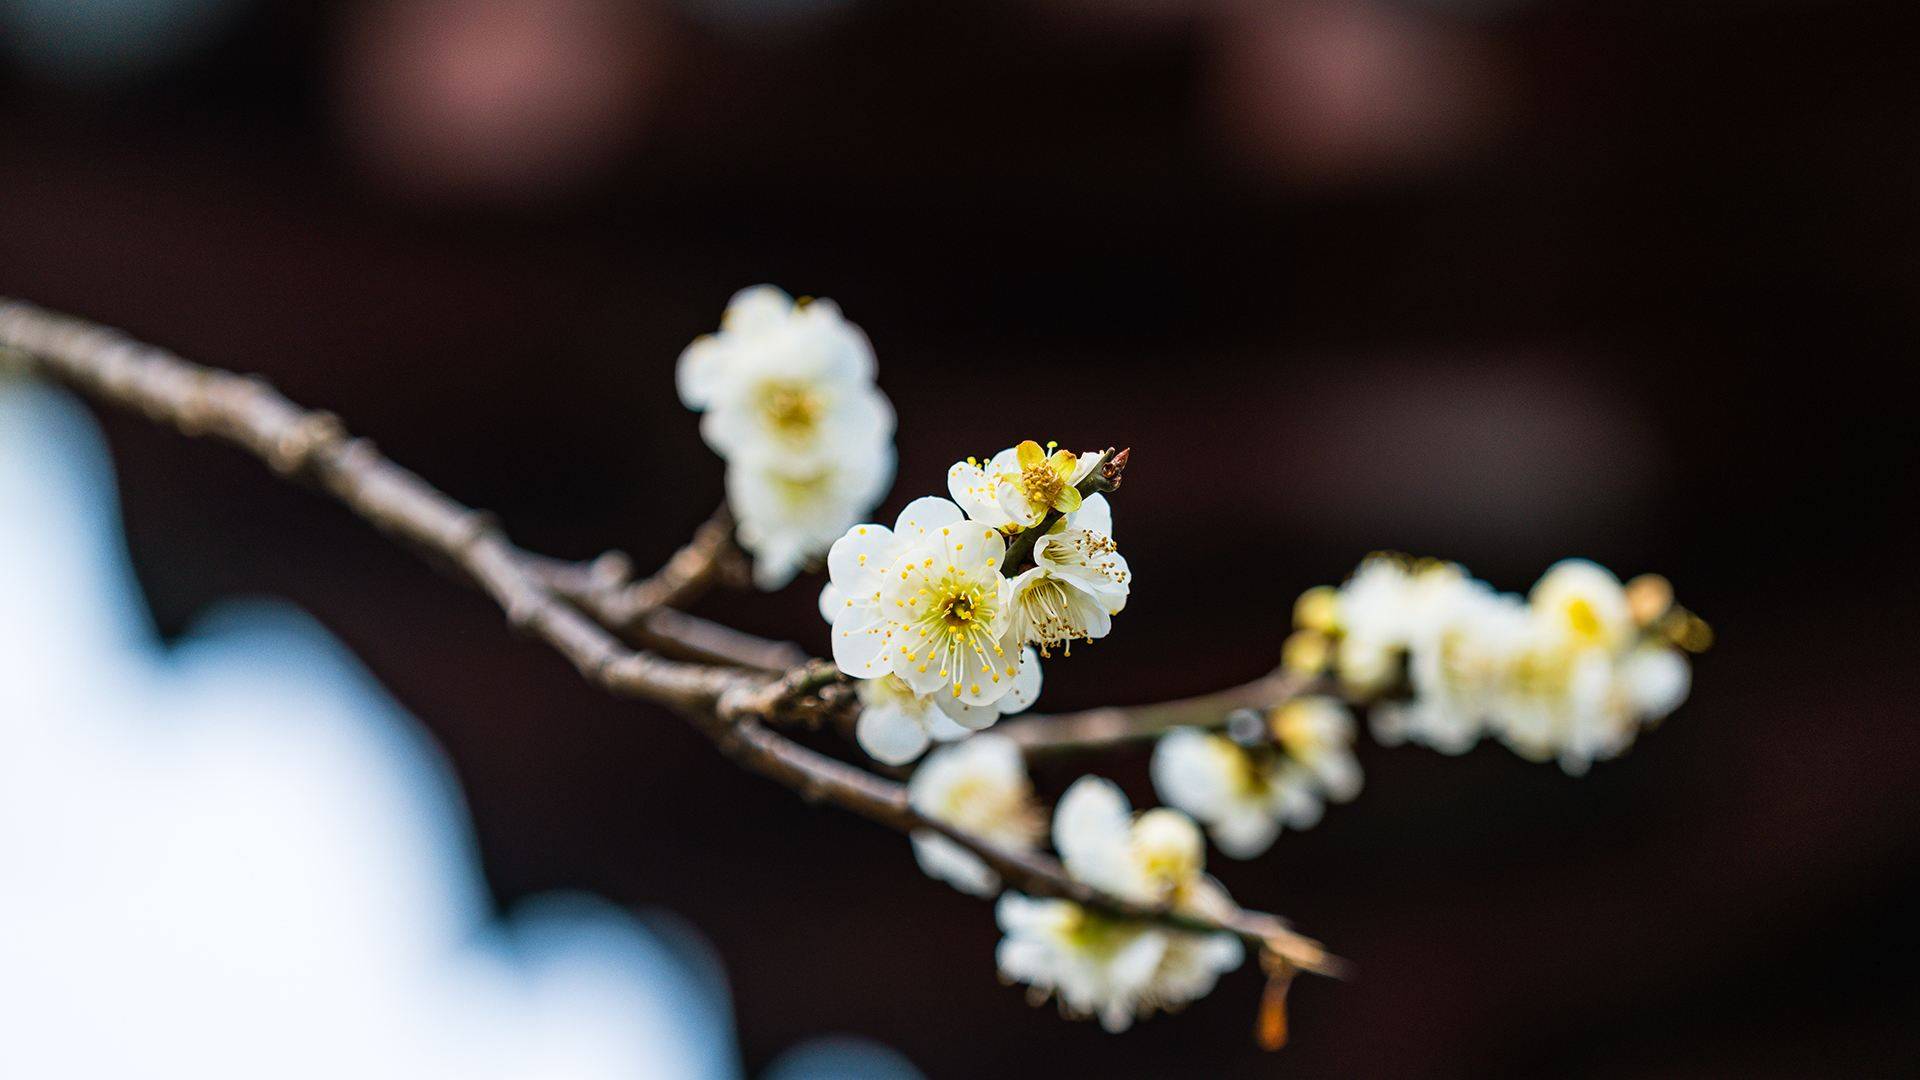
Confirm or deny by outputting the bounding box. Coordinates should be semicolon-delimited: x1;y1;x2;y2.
1150;729;1237;821
674;334;728;409
910;831;999;896
721;284;794;334
830;606;893;679
1053;777;1138;896
891;496;965;538
816;581;845;625
932;694;1001;731
856;707;931;765
1622;647;1690;719
925;708;975;741
825;523;896;599
1000;648;1044;715
1313;749;1364;802
1068;492;1112;538
1210;811;1282;860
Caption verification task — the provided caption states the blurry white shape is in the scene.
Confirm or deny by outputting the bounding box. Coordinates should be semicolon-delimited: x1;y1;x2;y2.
0;0;246;81
0;381;918;1080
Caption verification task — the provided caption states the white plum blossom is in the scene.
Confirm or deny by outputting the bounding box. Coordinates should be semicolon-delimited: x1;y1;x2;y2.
1051;777;1226;911
1530;558;1636;654
676;285;893;471
1007;526;1130;655
994;777;1242;1031
676;285;896;589
993;894;1242;1034
1150;697;1361;859
905;735;1041;896
824;497;1025;709
947;440;1101;532
1373;579;1533;755
1151;729;1313;859
1297;555;1701;773
726;444;892;589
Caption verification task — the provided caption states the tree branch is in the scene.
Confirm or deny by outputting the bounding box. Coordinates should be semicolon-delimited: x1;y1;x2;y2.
527;548;806;673
0;296;1344;981
998;670;1318;755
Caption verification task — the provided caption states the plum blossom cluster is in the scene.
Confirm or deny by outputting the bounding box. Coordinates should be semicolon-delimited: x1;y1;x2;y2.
1150;697;1363;859
817;443;1130;764
900;742;1244;1030
1285;556;1707;774
998;778;1244;1032
676;286;895;589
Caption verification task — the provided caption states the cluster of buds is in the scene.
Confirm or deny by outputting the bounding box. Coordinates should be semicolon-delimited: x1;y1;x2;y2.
1285;556;1707;774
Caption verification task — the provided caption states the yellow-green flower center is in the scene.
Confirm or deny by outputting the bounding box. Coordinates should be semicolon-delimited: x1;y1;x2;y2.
1020;461;1066;504
941;592;981;629
757;379;822;438
1563;597;1604;643
770;469;831;508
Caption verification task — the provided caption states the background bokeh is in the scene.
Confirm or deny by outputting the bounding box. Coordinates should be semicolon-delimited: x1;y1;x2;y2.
3;1;1915;1075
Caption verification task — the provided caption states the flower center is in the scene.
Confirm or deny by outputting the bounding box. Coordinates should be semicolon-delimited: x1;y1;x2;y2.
1060;907;1137;958
1020;462;1065;505
1016;576;1080;655
770;469;831;508
757;380;822;437
1564;597;1603;643
941;591;980;629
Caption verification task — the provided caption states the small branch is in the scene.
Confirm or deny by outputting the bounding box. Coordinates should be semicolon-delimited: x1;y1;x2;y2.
0;297;1342;984
538;508;741;629
703;702;1345;978
998;670;1317;755
528;549;806;673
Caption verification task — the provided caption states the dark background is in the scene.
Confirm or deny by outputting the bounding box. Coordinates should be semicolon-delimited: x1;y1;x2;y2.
3;1;1916;1076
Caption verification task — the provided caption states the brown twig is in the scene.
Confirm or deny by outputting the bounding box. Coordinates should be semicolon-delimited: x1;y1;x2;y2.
0;297;1343;979
536;509;740;625
527;549;805;673
998;669;1317;755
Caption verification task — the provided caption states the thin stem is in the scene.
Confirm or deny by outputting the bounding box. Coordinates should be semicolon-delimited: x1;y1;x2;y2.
528;549;805;673
997;670;1319;755
0;297;1343;980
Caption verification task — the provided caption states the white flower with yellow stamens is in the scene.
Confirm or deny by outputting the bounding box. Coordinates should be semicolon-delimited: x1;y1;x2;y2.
906;734;1042;895
1329;556;1472;697
726;437;892;589
1008;527;1131;654
1150;729;1315;858
993;893;1243;1033
1528;558;1635;654
947;440;1101;532
996;777;1242;1031
676;285;894;473
677;285;896;589
1374;581;1530;755
1052;777;1228;911
1150;698;1360;859
824;497;1026;708
1270;695;1364;803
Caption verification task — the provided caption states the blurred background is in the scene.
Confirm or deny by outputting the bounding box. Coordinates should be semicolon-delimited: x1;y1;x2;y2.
1;0;1915;1075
